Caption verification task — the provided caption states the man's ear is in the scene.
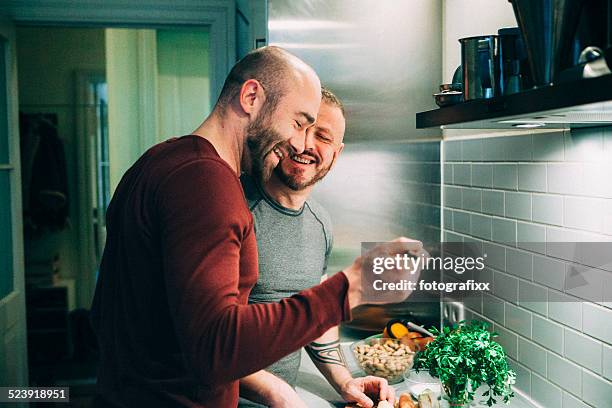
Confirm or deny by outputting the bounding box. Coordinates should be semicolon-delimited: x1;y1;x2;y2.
239;79;265;116
329;142;345;170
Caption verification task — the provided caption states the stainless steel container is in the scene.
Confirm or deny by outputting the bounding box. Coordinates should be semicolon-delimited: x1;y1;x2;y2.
509;0;585;86
460;35;501;100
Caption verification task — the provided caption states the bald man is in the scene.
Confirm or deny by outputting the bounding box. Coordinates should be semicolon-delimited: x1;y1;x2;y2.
91;46;422;407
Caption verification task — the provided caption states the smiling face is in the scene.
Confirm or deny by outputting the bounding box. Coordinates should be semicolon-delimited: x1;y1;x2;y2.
272;100;346;191
246;73;321;182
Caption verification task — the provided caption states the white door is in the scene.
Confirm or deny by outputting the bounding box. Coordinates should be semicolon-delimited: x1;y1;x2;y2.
0;16;29;390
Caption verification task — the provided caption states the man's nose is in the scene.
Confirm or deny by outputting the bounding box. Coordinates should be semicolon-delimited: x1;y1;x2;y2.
304;129;316;151
287;133;306;155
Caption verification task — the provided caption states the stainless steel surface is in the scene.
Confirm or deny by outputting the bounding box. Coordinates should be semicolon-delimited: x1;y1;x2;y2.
268;0;442;334
268;0;442;141
460;35;500;100
509;0;585;86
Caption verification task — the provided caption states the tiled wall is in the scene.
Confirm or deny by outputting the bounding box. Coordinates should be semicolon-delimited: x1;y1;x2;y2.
442;128;612;408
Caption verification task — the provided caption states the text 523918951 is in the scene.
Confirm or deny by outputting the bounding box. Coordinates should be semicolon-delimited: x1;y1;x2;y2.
0;387;69;403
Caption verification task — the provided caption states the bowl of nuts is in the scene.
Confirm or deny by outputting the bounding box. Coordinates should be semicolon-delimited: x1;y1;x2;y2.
351;336;415;384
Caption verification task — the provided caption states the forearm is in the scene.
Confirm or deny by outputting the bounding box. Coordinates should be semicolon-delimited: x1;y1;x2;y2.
239;370;292;406
306;326;353;395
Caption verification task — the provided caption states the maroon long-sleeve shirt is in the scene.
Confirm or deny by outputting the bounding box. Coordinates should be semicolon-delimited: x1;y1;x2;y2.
90;135;351;407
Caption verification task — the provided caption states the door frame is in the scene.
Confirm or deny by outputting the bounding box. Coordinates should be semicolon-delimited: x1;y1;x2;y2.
0;0;236;386
0;15;28;389
1;0;236;105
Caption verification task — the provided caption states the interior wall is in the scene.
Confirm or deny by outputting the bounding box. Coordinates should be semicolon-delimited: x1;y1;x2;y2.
16;26;105;309
441;2;612;407
157;28;211;138
442;128;612;408
106;28;211;192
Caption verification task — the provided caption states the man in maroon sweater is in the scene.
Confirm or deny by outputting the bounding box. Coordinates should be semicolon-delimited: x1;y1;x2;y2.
91;46;422;407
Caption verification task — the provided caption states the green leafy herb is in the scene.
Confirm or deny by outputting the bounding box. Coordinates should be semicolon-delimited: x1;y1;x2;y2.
413;320;516;406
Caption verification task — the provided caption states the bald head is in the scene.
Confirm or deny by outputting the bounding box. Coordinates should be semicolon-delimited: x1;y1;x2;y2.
216;46;319;115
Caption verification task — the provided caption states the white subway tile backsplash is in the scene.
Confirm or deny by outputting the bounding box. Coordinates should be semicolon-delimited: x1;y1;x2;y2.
508;359;531;395
562;392;591;408
582;163;612;199
581;369;612;408
443;163;453;184
582;302;612;344
471;214;492;240
532;313;564;354
506;248;533;280
564;197;603;232
453;163;472;186
518;338;547;376
531;372;563;408
517;222;546;254
604;344;612;381
483;242;506;271
444;186;462;208
492;218;517;245
505;191;532;221
493;164;519;190
494;271;519;303
505;303;532;338
444;140;462;161
453;211;470;235
547;163;584;195
548;290;582;330
532;131;565;161
532;194;563;226
462;139;483;161
505;136;533;161
564;328;603;374
482;293;505;324
547;351;582;397
518;164;547;192
483;137;507;161
494;324;518;359
472;164;493;188
565;128;605;163
462;188;482;212
533;255;566;290
442;127;612;408
519;280;548;316
482;190;505;216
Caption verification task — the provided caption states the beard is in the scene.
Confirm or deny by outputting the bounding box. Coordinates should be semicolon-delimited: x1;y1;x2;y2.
245;109;284;183
274;157;333;191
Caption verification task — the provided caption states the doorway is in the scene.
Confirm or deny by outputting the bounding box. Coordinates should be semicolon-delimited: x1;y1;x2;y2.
15;24;214;404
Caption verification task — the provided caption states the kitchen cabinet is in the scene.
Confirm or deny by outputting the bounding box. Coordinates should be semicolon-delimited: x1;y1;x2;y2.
416;74;612;130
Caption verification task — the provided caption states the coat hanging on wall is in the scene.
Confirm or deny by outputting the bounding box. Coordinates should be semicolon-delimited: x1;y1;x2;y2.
20;112;69;234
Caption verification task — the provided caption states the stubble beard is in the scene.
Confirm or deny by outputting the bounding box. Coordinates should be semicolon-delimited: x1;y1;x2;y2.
274;158;333;191
245;110;284;183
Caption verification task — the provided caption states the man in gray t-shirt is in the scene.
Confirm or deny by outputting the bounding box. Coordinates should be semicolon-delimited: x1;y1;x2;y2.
239;88;393;408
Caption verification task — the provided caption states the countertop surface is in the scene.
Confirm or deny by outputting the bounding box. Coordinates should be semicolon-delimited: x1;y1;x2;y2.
295;342;538;408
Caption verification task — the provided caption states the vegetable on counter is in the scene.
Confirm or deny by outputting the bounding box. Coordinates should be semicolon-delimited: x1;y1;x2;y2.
413;321;516;407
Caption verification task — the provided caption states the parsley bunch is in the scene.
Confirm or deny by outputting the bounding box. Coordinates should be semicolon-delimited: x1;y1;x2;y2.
413;321;516;406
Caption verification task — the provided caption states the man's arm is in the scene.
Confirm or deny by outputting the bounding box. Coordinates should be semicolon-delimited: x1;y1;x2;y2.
306;277;395;408
239;370;307;408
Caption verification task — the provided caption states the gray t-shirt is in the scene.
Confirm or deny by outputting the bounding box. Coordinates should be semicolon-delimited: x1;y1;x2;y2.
238;175;332;407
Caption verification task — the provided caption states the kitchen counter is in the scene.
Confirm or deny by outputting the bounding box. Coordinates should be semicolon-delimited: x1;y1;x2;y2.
295;342;538;408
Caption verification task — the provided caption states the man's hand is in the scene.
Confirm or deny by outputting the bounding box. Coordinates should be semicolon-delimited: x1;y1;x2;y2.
342;237;426;309
340;376;395;408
